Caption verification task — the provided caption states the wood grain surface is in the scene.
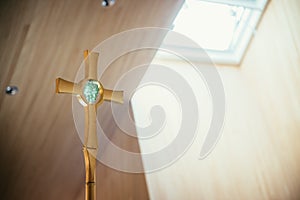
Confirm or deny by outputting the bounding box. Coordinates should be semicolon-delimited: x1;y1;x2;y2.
135;0;300;199
0;0;184;199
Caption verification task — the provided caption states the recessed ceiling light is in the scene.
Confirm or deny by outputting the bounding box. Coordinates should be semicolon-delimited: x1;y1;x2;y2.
102;0;115;7
5;86;18;95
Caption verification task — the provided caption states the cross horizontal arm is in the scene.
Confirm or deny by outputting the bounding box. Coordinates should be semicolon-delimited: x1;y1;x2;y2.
103;89;124;104
56;78;81;94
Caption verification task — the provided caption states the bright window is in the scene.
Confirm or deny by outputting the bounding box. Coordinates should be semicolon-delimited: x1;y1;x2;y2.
159;0;269;65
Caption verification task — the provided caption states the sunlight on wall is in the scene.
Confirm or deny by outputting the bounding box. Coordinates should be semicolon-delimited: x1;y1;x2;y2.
130;0;300;199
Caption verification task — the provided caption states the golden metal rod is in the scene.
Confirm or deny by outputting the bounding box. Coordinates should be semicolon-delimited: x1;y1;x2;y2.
83;147;97;200
83;50;98;200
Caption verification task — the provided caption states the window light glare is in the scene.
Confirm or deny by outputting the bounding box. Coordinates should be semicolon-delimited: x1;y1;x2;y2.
172;0;248;51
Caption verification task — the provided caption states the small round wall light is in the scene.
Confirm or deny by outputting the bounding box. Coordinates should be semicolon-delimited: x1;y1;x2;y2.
5;86;18;95
102;0;115;7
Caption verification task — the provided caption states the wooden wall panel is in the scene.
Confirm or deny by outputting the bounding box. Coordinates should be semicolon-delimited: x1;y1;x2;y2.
0;0;184;199
134;0;300;199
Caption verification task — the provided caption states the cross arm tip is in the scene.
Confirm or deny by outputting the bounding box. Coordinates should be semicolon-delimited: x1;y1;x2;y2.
55;77;81;94
103;89;124;104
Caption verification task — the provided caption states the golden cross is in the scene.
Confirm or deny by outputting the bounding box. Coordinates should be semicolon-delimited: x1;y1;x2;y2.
55;50;123;200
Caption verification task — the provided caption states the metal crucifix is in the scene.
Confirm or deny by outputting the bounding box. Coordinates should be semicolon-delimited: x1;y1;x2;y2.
55;50;123;200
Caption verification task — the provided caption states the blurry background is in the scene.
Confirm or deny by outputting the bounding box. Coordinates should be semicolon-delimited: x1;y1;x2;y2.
0;0;183;199
0;0;300;200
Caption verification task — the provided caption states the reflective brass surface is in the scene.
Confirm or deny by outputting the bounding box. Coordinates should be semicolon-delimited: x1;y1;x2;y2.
55;50;123;200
